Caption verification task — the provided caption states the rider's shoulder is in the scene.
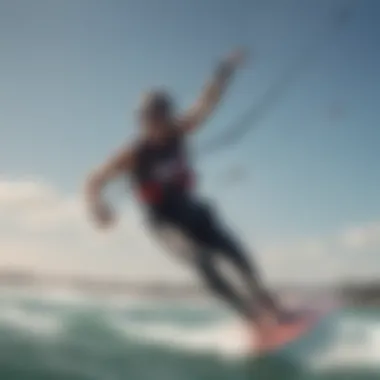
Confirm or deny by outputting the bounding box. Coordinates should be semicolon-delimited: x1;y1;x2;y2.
127;137;149;158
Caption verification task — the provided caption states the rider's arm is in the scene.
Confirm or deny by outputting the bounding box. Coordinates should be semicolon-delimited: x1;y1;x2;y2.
179;49;246;134
85;145;135;227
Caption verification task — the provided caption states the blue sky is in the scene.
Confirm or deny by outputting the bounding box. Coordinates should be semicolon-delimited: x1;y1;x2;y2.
0;0;379;280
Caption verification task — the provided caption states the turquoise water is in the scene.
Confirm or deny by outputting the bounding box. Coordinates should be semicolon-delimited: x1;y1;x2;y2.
0;290;379;380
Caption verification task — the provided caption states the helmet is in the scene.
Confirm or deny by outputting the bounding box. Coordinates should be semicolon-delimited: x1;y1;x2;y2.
139;89;173;121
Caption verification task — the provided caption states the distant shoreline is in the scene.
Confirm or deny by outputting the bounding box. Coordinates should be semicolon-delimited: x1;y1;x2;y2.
0;269;379;305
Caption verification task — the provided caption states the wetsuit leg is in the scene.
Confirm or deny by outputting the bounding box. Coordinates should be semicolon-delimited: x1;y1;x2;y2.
152;196;282;322
195;250;258;321
209;226;282;316
150;200;259;321
181;199;283;318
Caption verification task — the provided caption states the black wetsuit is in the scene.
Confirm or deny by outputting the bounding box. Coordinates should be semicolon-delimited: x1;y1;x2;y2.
130;128;279;321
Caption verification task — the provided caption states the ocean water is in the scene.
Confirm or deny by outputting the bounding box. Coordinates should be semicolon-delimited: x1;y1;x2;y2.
0;289;379;380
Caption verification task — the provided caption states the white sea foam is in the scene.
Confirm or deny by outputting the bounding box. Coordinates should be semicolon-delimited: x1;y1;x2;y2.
116;317;253;358
0;304;62;336
311;317;380;370
112;301;335;358
1;290;379;371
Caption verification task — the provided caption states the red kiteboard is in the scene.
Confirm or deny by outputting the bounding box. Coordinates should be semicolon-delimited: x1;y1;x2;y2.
254;306;334;354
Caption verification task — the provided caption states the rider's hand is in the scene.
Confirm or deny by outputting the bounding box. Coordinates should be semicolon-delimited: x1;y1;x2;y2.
90;201;116;229
224;48;248;69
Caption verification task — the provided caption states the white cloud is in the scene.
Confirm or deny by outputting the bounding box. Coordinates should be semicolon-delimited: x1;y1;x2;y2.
0;178;192;281
257;236;338;284
259;223;380;284
340;222;380;250
0;178;379;284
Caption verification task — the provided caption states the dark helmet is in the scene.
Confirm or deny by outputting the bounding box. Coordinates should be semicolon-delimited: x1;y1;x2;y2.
139;89;174;121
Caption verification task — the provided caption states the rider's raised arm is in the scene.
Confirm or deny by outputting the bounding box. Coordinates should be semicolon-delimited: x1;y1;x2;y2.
179;49;246;134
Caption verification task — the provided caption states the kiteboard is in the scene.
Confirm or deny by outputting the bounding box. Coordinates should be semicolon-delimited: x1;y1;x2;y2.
254;306;335;354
